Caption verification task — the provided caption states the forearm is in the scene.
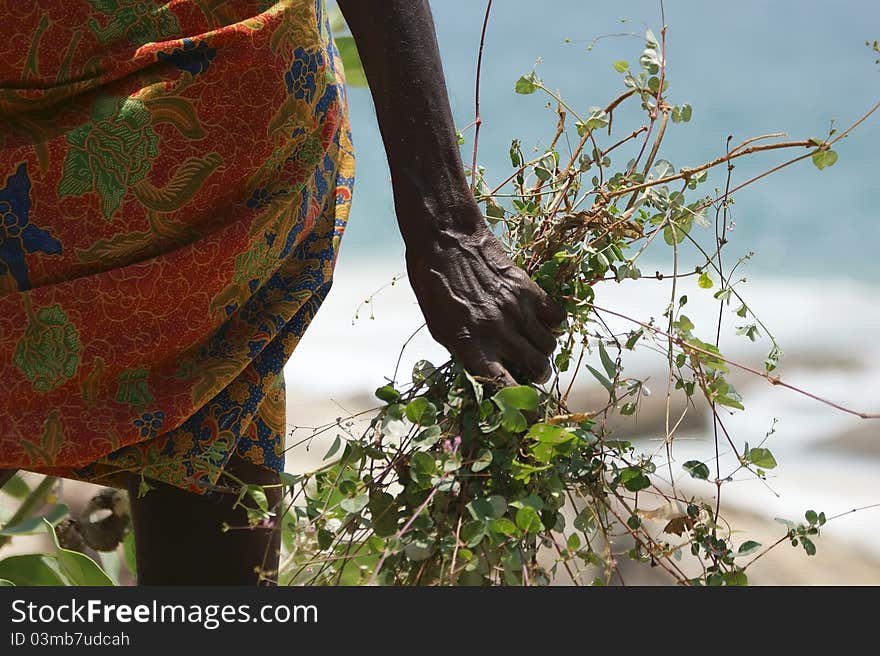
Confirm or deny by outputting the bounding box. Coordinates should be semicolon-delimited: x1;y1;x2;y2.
337;1;564;386
337;0;481;248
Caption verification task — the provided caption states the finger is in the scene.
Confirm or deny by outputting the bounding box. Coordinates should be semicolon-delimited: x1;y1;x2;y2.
523;311;558;355
500;333;553;384
532;287;567;329
454;338;518;388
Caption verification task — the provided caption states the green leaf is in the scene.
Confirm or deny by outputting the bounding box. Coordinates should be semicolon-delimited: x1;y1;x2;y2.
510;140;522;167
613;60;629;73
510;494;544;511
683;460;710;480
801;536;817;556
412;360;437;385
375;385;400;403
697;271;713;289
811;148;838;170
598;340;616;379
0;554;66;586
404;539;434;562
672;104;694;123
317;528;334;550
805;510;818;525
487;495;507;518
489;518;518;536
278;471;303;488
471;448;493;472
576;107;608;134
405;397;438;425
618;467;651;492
675;315;695;336
368;492;399;537
527;422;573;444
340;494;369;514
443;453;462;472
515;71;541;94
748;447;778;470
461;520;488;547
414;425;442;449
663;214;693;245
765;346;781;373
0;504;69;536
1;473;30;499
586;364;613;393
498;407;525;433
335;36;368;87
736;540;762;557
573;507;595;533
246;485;269;512
46;520;115;585
410;451;436;476
625;329;643;350
493;385;539;411
467;497;505;521
122;531;137;577
323;435;342;460
515;506;544;533
492;386;538;433
723;570;748;586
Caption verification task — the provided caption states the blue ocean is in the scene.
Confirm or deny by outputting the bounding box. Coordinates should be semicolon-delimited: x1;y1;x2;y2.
340;0;880;281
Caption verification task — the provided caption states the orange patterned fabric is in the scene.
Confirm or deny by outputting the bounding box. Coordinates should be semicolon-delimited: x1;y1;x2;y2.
0;0;355;492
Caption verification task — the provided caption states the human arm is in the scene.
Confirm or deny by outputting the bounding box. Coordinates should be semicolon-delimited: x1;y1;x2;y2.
336;0;564;386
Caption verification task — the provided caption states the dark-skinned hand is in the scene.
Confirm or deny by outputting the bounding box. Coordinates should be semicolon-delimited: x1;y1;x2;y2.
406;216;566;389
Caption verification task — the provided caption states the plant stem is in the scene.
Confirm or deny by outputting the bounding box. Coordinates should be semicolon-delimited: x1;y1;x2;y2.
469;0;492;191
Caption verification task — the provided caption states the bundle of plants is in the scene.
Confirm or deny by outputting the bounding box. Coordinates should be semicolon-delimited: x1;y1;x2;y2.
255;19;878;586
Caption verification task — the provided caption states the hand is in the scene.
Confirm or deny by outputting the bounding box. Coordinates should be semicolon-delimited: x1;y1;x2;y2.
406;218;566;388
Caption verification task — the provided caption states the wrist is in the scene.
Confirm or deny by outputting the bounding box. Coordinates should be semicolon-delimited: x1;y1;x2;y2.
394;172;486;252
399;206;486;258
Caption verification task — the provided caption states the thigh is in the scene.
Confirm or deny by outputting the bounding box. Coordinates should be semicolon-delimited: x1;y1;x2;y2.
125;454;281;586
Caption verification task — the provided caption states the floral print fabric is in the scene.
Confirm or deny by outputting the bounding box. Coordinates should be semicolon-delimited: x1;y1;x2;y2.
0;0;355;492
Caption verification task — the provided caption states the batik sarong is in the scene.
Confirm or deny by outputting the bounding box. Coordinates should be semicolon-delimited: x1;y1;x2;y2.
0;0;355;492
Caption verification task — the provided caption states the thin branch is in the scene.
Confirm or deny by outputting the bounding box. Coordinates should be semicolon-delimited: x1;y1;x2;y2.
470;0;493;191
589;303;880;420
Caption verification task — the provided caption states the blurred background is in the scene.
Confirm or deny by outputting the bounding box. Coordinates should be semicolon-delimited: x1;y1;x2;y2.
4;0;879;584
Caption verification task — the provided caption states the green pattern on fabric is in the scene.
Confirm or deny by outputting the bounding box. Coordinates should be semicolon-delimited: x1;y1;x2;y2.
86;0;181;46
58;96;160;222
14;303;81;392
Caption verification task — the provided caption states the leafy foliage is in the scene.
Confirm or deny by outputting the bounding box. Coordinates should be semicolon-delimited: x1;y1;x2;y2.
265;20;876;586
1;10;875;590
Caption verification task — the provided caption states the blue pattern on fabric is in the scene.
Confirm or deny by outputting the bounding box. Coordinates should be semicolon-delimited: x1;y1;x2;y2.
0;163;62;291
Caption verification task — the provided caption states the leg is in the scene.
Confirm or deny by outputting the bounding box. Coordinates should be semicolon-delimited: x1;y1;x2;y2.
126;454;281;585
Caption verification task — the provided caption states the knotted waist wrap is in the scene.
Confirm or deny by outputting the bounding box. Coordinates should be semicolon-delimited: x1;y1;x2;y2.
0;0;355;492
